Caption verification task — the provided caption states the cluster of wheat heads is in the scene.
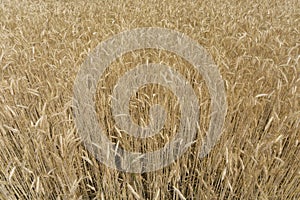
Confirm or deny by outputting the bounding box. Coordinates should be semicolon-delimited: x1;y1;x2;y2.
0;0;299;199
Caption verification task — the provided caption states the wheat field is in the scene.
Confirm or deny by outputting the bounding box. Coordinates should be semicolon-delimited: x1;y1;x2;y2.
0;0;299;199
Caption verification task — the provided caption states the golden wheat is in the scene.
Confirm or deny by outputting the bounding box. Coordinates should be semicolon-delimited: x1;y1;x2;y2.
0;0;299;199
